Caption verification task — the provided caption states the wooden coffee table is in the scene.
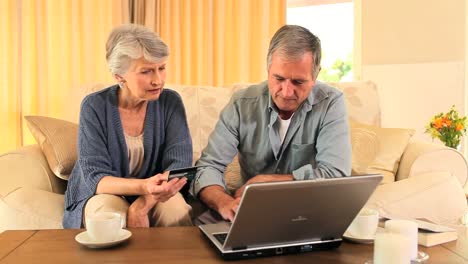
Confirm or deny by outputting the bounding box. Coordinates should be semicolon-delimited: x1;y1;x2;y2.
0;227;467;263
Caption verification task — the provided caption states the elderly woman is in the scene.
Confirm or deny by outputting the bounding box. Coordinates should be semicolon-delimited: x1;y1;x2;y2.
63;24;193;229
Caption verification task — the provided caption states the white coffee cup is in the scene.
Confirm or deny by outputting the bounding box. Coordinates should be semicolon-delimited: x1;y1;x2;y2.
346;208;379;238
85;212;122;242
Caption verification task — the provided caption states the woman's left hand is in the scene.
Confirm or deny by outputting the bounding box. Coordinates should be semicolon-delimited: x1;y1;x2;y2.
127;194;158;228
127;203;150;228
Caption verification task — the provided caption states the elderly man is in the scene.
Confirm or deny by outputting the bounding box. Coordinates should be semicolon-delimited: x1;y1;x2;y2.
191;25;351;223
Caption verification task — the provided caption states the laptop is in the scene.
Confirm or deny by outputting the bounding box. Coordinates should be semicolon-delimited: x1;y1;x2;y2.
199;174;383;260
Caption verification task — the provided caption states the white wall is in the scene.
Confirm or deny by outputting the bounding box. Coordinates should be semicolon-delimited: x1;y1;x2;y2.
359;0;466;154
361;0;464;64
362;62;465;143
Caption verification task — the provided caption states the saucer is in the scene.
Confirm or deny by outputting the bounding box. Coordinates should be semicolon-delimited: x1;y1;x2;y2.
75;229;132;249
364;251;429;263
343;227;384;244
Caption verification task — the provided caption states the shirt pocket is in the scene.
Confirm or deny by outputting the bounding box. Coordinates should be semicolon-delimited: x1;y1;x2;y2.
291;142;317;169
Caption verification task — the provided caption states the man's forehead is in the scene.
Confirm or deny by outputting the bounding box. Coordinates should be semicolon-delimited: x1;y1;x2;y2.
272;50;314;63
270;54;314;78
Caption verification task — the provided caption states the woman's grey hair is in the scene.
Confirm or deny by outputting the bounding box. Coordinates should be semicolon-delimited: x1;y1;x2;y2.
267;25;322;78
106;24;169;75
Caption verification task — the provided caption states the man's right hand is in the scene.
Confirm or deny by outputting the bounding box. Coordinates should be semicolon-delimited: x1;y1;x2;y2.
217;196;241;222
199;185;240;222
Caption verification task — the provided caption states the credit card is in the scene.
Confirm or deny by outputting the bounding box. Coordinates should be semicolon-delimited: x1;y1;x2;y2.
168;166;199;181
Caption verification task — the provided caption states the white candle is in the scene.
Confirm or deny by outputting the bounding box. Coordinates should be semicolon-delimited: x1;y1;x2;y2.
385;219;418;259
374;233;412;264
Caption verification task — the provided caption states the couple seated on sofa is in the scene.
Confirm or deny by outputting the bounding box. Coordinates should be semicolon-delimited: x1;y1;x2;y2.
63;23;352;229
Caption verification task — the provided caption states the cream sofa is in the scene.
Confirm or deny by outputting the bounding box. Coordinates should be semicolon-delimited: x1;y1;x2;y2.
1;81;467;232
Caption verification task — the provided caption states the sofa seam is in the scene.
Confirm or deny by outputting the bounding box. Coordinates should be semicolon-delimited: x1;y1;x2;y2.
3;187;22;198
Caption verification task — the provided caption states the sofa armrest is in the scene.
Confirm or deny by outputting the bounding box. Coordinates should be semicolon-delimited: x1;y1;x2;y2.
366;171;467;225
396;140;468;187
0;187;64;232
0;145;67;197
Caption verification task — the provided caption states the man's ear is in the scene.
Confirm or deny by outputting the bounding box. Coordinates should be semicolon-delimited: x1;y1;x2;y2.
314;66;322;79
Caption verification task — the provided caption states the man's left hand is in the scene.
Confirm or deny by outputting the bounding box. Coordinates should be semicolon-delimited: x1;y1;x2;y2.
234;174;293;199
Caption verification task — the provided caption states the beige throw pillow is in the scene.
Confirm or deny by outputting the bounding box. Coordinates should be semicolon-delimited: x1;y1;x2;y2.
24;116;78;180
350;121;415;184
224;155;243;194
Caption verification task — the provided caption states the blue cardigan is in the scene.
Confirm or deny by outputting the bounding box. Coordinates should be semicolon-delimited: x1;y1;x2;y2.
63;85;192;228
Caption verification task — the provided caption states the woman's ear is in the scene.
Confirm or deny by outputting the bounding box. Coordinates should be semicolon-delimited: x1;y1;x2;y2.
114;74;127;88
114;74;126;83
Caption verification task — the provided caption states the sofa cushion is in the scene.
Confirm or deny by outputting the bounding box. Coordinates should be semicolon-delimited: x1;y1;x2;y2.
224;155;242;194
350;121;415;183
329;81;381;126
169;86;202;158
197;85;243;154
24;116;78;180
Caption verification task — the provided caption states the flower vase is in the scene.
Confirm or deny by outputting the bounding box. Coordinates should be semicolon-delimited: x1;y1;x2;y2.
443;138;461;149
447;143;462;152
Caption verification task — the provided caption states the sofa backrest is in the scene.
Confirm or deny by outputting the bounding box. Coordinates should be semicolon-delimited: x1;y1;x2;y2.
170;81;381;160
66;81;380;162
17;81;381;190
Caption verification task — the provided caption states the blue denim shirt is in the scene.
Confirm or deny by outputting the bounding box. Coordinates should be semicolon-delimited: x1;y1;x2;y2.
191;81;351;197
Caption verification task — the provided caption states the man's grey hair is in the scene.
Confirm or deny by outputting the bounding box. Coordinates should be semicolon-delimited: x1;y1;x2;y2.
106;24;169;75
267;25;322;78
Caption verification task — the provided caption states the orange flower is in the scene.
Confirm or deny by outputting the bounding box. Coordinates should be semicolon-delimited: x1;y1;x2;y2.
443;118;452;127
433;118;444;129
456;123;464;131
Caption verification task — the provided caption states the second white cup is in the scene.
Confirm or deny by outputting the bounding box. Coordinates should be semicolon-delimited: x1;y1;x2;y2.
346;208;379;239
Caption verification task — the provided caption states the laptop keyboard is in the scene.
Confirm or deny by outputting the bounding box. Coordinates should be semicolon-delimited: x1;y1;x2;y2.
213;233;228;244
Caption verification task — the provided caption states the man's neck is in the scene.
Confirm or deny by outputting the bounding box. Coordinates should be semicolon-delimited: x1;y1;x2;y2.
279;111;294;120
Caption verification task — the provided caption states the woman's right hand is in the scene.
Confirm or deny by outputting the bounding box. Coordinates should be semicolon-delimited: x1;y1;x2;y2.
143;171;187;202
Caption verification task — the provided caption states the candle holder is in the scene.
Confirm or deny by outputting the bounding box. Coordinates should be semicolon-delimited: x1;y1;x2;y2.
412;251;430;263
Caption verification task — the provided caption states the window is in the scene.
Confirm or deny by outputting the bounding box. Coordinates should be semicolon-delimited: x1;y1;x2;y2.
287;0;354;82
